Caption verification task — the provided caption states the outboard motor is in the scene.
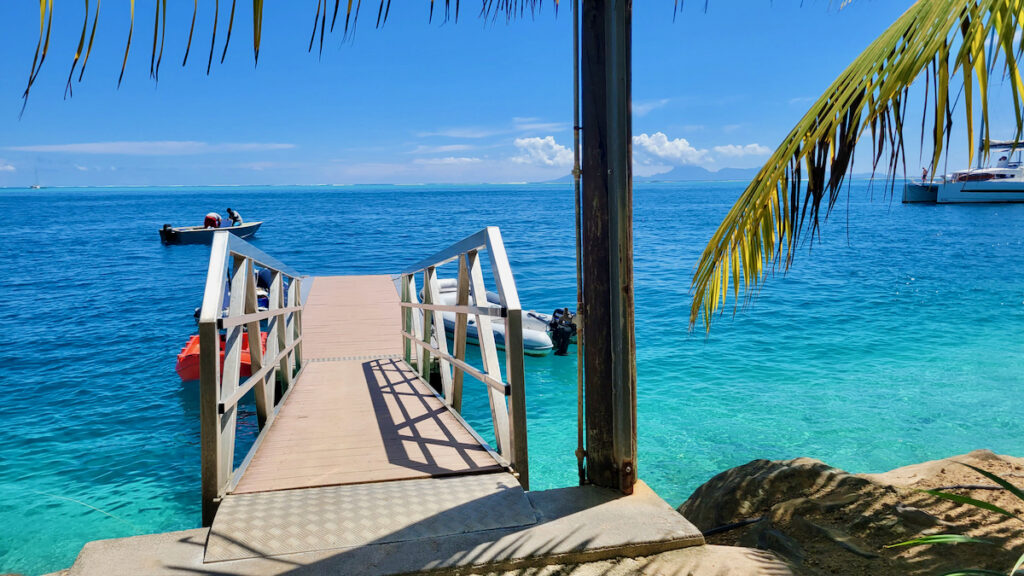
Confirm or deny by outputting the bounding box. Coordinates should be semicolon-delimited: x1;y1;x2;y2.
160;223;175;244
548;308;577;356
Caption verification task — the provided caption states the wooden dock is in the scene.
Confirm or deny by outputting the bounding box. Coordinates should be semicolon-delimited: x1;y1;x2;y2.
232;275;504;495
192;229;538;562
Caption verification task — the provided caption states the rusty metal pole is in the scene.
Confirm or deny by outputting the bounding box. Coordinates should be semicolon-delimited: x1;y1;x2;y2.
580;0;637;493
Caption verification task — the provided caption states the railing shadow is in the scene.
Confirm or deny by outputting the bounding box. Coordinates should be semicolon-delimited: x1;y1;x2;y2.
363;357;499;475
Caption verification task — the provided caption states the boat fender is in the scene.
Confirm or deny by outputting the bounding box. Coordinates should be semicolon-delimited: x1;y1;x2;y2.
548;307;577;356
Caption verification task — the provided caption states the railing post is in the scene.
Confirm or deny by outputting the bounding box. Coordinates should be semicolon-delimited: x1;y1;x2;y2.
451;255;470;413
290;277;303;370
467;250;511;457
401;274;413;365
218;255;249;489
425;267;454;403
199;232;229;527
420;268;436;383
504;307;529;489
486;227;529;489
273;273;293;393
245;263;269;430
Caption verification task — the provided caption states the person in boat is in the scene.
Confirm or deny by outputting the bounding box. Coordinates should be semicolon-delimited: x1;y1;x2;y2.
921;167;928;182
997;155;1010;168
203;212;222;228
227;207;243;226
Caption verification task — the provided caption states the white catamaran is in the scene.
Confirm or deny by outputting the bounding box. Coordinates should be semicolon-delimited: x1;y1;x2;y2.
904;140;1024;203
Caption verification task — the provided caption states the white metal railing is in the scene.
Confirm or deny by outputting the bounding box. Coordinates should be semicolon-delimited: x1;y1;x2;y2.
400;226;528;489
198;231;303;525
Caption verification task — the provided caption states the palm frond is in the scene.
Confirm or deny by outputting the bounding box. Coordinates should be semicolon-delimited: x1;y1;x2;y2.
21;0;53;116
64;0;89;99
183;0;196;66
690;0;1024;331
117;0;134;87
220;0;237;64
885;533;993;547
20;0;554;106
77;0;100;82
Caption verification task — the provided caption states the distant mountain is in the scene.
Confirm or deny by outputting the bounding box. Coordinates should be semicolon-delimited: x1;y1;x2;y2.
543;165;761;184
544;167;898;185
636;165;761;182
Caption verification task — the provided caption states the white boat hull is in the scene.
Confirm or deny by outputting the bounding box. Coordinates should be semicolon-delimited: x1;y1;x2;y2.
425;280;555;356
935;181;1024;203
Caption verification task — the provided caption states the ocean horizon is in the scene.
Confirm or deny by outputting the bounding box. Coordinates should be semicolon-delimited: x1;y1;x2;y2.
1;181;1022;575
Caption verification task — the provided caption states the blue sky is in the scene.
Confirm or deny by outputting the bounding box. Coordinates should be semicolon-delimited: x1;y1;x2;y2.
0;2;994;186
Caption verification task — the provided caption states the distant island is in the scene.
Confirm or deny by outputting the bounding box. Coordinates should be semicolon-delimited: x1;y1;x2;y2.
547;166;760;184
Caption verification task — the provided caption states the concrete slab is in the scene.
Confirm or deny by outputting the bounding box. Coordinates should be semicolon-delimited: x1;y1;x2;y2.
207;473;537;562
66;480;704;575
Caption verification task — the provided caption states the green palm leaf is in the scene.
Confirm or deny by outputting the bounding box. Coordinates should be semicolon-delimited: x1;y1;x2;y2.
689;0;1024;330
941;571;1011;576
923;488;1021;520
886;533;994;547
20;0;553;104
957;462;1024;504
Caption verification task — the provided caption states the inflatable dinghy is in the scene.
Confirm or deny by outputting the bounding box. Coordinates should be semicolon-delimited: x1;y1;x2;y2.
426;279;555;356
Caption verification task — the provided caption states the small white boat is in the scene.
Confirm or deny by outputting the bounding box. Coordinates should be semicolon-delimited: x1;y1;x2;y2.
904;141;1024;203
159;221;262;245
426;279;556;356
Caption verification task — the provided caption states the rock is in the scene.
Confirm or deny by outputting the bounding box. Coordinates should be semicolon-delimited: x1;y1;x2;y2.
677;451;1024;576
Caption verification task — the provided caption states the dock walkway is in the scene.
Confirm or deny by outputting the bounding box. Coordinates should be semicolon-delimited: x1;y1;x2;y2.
207;274;529;562
232;275;502;494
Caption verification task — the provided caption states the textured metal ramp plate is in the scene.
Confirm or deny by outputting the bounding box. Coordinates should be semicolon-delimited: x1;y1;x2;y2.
205;473;537;563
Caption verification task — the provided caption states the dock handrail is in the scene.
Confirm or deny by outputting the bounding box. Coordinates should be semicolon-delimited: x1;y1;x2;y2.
399;226;529;489
198;232;303;525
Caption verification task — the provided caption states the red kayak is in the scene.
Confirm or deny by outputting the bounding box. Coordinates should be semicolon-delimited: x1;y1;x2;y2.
175;331;268;382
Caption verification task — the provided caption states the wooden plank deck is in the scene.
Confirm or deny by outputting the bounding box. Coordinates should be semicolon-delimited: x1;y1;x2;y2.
232;275;503;495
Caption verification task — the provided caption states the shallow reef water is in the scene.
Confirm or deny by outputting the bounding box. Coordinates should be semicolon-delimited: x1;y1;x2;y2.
1;182;1021;574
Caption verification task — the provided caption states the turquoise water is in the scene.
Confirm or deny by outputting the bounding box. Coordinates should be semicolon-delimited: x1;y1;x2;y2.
1;182;1022;574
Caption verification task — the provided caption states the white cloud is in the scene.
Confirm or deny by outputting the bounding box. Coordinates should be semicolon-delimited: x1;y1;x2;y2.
712;143;772;158
413;157;482;165
511;136;573;167
513;118;569;133
633;132;710;165
5;141;295;155
0;161;14;172
74;165;89;172
633;98;670;117
411;144;474;154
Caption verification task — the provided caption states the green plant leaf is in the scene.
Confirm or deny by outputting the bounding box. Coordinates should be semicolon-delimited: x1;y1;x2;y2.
886;533;993;548
924;489;1021;521
117;0;134;87
78;0;100;81
941;571;1009;576
183;0;196;66
958;462;1024;504
206;0;218;75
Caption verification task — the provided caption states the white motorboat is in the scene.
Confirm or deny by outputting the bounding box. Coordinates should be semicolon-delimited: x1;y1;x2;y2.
904;141;1024;203
159;221;262;244
424;279;560;356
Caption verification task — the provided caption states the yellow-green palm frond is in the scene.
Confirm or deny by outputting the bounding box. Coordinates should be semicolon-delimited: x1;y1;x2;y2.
21;0;555;107
690;0;1024;332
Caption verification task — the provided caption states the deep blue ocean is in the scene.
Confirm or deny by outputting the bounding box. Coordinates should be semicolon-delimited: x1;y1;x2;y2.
1;182;1022;574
